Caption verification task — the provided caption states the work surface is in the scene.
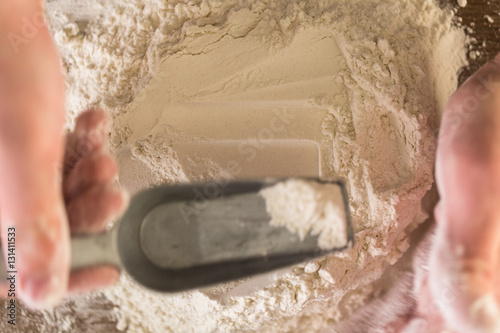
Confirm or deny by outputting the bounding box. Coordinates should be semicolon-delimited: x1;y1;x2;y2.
1;1;499;332
442;0;500;82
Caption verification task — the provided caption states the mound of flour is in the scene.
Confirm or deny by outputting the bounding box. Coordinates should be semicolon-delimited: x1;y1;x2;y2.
39;0;468;332
260;180;349;250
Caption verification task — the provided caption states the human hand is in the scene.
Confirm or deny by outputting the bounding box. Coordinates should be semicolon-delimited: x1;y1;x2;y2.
427;52;500;333
0;108;127;308
332;54;500;333
59;109;127;295
0;1;126;308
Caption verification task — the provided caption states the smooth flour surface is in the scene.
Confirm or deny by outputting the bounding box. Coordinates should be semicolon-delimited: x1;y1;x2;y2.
34;0;469;332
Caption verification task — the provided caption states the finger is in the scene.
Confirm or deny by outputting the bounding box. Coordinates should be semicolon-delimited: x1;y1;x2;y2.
0;5;69;308
67;185;127;234
63;109;109;174
67;266;119;295
0;181;70;310
63;153;117;202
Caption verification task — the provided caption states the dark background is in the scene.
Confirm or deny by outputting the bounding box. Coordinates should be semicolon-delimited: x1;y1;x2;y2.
442;0;500;82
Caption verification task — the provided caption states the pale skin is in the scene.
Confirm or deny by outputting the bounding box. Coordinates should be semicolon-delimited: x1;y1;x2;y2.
0;2;498;331
337;56;500;332
0;1;126;308
394;54;500;332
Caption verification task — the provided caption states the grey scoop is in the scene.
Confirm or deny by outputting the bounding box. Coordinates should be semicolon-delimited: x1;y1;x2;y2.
0;178;353;292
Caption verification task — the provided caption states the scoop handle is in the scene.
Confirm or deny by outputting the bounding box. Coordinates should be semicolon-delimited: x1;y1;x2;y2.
0;229;121;281
70;229;122;271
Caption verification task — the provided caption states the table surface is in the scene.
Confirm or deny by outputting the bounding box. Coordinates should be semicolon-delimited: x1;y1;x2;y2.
1;1;499;332
442;0;500;83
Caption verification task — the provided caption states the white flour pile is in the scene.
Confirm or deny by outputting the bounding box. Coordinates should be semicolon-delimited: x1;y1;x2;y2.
39;0;468;332
260;180;348;250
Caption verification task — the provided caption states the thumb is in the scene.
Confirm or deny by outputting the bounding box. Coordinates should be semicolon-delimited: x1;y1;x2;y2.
0;99;70;310
0;130;70;309
0;170;70;309
0;3;70;308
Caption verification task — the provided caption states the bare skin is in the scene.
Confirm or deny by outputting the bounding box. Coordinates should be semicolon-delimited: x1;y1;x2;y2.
0;2;126;308
425;53;500;333
335;55;500;333
1;1;499;327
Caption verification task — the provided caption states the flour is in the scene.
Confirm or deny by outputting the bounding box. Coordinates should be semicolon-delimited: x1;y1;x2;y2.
33;0;469;332
485;15;495;24
260;180;348;250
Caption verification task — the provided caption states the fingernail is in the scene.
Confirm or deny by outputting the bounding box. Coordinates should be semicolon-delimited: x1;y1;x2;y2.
21;274;63;309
